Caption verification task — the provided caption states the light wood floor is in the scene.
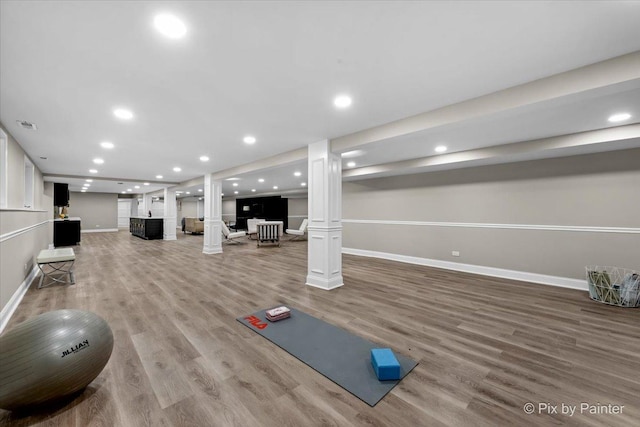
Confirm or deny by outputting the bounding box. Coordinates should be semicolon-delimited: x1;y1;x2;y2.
1;231;639;426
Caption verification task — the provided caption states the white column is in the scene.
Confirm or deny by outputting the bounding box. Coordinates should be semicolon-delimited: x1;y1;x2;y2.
306;139;344;290
163;188;177;240
140;194;153;217
130;197;138;218
203;173;222;254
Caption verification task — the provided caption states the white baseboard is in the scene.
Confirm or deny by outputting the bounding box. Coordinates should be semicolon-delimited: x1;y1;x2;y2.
342;247;587;291
81;228;119;233
0;265;39;333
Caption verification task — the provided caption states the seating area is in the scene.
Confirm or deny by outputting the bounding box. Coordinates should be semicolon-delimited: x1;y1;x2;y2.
184;217;204;234
182;218;306;247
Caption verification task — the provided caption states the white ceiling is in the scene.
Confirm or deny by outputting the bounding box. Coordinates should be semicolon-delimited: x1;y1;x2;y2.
2;1;640;196
340;83;640;169
43;176;170;195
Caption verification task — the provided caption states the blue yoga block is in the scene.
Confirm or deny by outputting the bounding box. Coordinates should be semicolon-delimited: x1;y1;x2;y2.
371;348;401;381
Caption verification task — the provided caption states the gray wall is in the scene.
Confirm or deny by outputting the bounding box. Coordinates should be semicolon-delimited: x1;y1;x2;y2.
343;148;640;280
288;197;308;229
222;199;236;223
69;192;118;231
179;199;198;225
0;123;51;316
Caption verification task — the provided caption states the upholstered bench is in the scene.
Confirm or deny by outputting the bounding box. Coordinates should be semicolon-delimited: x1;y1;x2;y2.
36;248;76;289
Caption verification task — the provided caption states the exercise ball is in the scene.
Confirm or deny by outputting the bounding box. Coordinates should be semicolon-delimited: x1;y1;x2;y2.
0;309;114;411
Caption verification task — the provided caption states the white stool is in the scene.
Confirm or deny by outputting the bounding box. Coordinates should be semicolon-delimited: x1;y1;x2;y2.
36;248;76;289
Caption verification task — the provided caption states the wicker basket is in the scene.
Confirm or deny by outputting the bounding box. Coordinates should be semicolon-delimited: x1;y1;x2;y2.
586;266;640;308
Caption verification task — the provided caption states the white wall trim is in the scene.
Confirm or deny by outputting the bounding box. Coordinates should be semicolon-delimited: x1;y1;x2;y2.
342;219;639;234
288;215;307;218
0;265;38;333
0;128;7;210
81;228;119;234
0;208;48;212
342;247;588;291
0;219;49;243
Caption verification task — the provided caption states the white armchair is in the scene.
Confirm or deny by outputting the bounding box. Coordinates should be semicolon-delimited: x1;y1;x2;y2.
286;218;308;240
246;218;265;239
222;222;246;243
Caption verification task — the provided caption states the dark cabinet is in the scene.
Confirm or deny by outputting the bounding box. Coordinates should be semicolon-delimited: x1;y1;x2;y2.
54;219;81;247
130;218;163;240
54;183;69;206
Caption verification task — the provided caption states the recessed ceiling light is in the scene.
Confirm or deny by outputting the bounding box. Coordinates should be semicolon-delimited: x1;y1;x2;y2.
243;136;256;144
234;191;238;194
301;182;307;186
199;155;209;162
156;175;163;179
273;185;278;190
435;145;447;153
251;189;256;192
100;141;114;149
186;191;190;194
93;158;104;164
232;183;238;187
608;113;632;123
121;191;126;194
198;188;202;192
89;169;98;174
113;108;134;120
258;178;264;183
199;197;203;201
221;193;224;196
86;179;93;182
154;13;187;39
173;167;181;172
127;188;132;192
144;182;150;186
83;184;90;187
226;177;240;181
347;161;356;167
333;94;352;109
294;171;301;177
134;185;140;189
81;190;86;193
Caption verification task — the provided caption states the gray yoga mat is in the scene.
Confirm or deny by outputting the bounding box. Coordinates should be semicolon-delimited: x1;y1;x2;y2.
237;307;417;406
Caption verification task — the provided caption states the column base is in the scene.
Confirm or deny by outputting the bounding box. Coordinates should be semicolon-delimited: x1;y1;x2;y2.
203;247;222;255
305;275;344;290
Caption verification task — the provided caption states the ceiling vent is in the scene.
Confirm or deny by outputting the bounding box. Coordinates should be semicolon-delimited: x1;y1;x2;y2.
16;120;37;130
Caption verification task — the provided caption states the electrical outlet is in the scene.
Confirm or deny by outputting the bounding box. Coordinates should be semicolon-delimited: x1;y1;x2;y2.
452;251;460;257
